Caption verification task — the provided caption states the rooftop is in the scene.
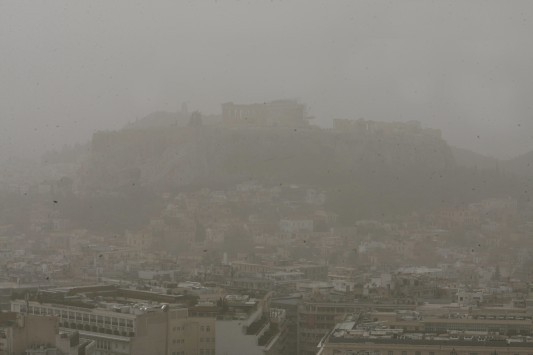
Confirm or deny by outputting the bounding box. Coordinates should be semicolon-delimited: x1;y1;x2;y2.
326;318;533;348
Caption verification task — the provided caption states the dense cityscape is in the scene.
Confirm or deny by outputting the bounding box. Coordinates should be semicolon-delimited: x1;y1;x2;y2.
2;1;533;355
0;99;532;355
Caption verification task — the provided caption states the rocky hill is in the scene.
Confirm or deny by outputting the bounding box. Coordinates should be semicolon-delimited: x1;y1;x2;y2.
71;121;526;223
450;146;500;171
124;110;220;130
79;123;453;191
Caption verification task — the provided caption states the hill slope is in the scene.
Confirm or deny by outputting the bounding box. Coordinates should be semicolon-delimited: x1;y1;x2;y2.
503;150;533;177
75;124;520;223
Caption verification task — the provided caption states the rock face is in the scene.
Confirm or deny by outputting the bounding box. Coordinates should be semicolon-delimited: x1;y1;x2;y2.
78;123;455;194
67;117;533;224
450;146;500;171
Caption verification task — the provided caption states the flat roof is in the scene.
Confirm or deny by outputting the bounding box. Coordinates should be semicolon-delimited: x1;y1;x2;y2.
328;337;533;348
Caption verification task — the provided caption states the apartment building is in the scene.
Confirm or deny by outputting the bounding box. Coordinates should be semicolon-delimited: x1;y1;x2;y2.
317;311;533;355
0;312;95;355
10;287;215;355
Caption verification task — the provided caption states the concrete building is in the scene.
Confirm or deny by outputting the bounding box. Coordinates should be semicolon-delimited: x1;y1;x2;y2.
10;286;215;355
55;332;96;355
318;335;533;355
214;292;287;355
297;301;362;355
271;297;300;355
318;316;533;355
297;299;423;355
0;312;95;355
1;313;58;355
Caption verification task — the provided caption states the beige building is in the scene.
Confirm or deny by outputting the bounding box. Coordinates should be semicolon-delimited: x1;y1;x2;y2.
10;299;215;355
317;314;533;355
0;312;95;355
2;313;58;355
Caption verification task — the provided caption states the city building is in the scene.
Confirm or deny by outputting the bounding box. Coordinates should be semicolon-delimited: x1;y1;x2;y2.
214;292;288;355
9;286;214;355
0;312;95;355
318;315;533;355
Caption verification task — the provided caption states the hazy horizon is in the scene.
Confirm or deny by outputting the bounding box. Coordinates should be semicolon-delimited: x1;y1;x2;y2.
2;0;533;161
3;4;533;353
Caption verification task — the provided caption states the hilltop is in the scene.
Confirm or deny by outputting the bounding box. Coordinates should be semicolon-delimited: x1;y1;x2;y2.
71;117;522;223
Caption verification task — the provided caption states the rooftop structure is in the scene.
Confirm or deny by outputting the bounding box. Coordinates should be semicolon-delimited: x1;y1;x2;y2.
318;311;533;355
222;100;311;128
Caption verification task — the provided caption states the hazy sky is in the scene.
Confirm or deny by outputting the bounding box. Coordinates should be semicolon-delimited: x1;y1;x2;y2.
1;0;533;160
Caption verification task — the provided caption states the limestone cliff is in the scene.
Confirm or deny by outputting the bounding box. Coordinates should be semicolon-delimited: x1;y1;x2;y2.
79;124;455;194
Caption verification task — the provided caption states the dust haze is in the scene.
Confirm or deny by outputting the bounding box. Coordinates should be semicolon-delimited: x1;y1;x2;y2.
1;0;533;160
3;2;533;355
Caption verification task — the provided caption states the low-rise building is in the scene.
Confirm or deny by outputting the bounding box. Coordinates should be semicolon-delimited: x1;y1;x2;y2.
9;286;215;355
